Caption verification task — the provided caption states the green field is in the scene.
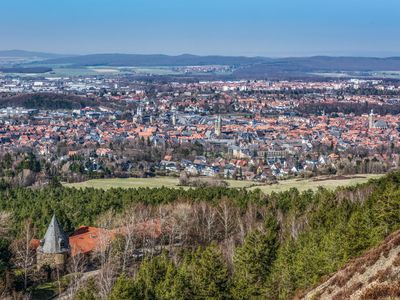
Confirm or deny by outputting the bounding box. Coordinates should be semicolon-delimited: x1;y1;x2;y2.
312;70;400;79
64;174;383;194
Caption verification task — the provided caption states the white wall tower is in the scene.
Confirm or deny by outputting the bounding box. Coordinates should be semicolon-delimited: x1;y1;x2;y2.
369;109;374;129
215;115;222;136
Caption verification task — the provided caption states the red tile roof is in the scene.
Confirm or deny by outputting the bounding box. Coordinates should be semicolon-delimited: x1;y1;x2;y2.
31;219;162;257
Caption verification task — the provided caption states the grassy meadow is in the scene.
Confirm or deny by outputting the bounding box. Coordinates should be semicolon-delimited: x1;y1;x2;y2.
64;174;384;194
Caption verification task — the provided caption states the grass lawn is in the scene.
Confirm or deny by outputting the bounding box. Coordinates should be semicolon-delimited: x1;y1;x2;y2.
247;174;383;194
64;174;384;194
64;177;182;189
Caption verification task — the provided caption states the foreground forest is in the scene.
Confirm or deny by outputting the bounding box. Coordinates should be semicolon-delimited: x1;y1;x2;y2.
1;172;400;299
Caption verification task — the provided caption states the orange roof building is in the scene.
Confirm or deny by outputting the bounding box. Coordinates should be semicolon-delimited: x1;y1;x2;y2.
31;219;162;257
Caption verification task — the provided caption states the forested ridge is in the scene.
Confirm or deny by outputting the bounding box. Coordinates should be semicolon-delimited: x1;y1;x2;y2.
1;172;400;299
0;93;98;110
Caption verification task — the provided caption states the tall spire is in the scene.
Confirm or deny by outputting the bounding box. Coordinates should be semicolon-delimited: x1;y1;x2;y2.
39;215;69;254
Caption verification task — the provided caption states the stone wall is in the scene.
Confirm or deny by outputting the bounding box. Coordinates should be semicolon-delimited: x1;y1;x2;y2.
37;251;68;270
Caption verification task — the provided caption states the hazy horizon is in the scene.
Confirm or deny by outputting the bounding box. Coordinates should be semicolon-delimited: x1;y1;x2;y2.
1;0;400;57
2;49;400;59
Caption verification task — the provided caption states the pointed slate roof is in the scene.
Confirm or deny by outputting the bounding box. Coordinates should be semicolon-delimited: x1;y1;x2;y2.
38;215;69;254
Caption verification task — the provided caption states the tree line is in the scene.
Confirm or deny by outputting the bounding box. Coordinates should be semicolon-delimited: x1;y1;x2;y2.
1;172;400;298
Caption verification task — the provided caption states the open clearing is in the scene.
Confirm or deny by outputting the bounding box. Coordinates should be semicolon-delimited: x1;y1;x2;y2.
64;174;383;194
90;68;119;73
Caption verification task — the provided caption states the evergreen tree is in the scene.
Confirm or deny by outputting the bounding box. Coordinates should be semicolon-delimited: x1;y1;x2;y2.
134;253;171;300
374;185;400;234
74;278;98;300
156;262;178;300
192;244;230;300
74;288;97;300
109;273;138;300
265;239;298;300
345;209;373;257
157;254;195;300
231;217;279;299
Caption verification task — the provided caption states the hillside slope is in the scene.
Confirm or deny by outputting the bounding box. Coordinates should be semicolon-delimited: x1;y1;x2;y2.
301;230;400;299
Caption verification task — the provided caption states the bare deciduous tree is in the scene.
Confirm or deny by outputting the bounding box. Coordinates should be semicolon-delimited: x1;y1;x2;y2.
217;197;239;241
11;220;36;290
117;206;141;272
95;210;118;299
66;252;87;298
194;202;217;244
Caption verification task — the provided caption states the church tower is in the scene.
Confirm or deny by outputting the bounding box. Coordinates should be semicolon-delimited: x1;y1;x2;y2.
369;109;375;129
137;106;142;117
37;215;70;270
172;112;177;126
215;115;222;137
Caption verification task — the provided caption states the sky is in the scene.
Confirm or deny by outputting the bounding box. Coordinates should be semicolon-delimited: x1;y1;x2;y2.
1;0;400;57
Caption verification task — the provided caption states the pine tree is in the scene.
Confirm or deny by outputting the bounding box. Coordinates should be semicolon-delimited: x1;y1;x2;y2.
155;262;177;300
165;255;195;300
231;217;279;299
345;209;373;257
157;254;195;300
374;186;400;235
191;243;230;300
74;278;98;300
134;253;171;300
264;239;297;300
108;273;138;300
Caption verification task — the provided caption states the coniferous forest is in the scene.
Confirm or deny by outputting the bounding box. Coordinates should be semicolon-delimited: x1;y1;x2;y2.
0;172;400;299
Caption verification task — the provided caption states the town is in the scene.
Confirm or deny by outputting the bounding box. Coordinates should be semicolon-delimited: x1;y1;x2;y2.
1;74;399;187
3;0;400;299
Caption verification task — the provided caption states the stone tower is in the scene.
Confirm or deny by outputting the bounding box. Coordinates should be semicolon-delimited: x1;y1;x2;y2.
172;112;177;126
37;215;69;270
136;105;143;117
215;115;222;137
369;109;375;129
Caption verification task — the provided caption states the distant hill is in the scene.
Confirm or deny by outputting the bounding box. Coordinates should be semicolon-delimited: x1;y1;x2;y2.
233;56;400;78
37;54;400;78
301;230;400;299
39;53;267;66
0;50;67;59
0;50;73;68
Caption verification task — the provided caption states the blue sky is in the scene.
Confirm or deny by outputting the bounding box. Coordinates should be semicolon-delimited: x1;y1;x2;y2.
1;0;400;57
